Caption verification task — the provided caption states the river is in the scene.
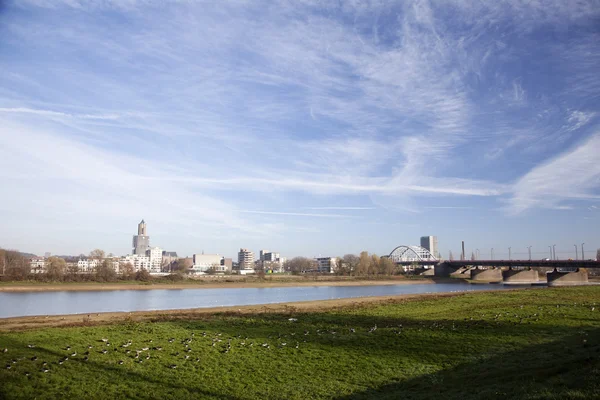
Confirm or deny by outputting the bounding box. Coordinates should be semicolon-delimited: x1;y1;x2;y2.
0;282;518;318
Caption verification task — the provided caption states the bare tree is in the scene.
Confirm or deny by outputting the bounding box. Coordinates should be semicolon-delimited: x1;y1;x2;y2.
120;262;135;280
135;268;151;281
89;249;105;260
369;254;380;276
357;251;370;276
95;259;116;282
2;250;30;280
284;257;316;275
46;257;66;281
379;257;396;275
338;254;358;275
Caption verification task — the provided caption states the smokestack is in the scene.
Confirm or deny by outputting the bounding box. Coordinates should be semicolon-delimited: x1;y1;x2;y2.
461;241;465;261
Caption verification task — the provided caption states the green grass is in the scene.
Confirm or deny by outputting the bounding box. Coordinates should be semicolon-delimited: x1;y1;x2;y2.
1;287;600;399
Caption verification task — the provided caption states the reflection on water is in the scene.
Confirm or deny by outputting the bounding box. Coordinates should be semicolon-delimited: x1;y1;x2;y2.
0;283;518;318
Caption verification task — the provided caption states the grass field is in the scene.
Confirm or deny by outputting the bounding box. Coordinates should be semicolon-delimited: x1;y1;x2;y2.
1;287;599;399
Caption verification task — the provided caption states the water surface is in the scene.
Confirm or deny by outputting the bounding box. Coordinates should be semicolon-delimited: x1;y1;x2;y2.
0;283;516;318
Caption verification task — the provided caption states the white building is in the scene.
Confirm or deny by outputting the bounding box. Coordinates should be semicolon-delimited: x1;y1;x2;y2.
29;257;46;274
77;259;100;273
315;257;338;274
192;254;224;273
146;247;163;273
237;248;254;271
121;254;151;272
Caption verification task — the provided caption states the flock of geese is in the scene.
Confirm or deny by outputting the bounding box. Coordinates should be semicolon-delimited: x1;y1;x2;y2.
1;303;595;376
1;323;382;375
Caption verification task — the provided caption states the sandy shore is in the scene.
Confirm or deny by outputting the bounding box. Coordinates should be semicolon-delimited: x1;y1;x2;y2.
0;287;523;332
0;278;442;292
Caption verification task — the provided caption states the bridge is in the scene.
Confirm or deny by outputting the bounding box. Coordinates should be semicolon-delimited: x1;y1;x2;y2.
386;245;600;285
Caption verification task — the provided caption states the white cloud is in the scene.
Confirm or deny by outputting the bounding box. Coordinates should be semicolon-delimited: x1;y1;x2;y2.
508;132;600;213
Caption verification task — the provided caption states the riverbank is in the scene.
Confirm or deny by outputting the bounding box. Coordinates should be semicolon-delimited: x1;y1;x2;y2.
0;276;447;292
1;286;598;400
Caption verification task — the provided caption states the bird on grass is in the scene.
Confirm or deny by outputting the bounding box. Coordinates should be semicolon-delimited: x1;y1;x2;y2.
2;348;7;353
27;344;35;349
42;368;50;373
169;364;177;369
118;360;124;365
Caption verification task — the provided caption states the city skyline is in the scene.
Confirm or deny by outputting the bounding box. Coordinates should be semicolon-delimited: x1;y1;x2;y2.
0;1;599;258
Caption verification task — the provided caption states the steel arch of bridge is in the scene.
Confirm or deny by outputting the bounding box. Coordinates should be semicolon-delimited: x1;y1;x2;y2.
388;245;438;263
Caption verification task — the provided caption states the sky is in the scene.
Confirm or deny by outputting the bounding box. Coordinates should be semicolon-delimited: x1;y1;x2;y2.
0;0;599;261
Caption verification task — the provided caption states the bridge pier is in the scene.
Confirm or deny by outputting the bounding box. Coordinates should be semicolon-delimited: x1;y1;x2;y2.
502;268;539;284
470;267;503;283
547;268;588;286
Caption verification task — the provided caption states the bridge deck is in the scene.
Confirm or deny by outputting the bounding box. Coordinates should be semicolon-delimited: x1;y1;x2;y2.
393;260;600;268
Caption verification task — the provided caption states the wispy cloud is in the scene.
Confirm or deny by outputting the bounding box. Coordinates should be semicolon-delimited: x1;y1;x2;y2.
238;211;358;218
305;207;375;210
1;0;599;255
508;132;600;213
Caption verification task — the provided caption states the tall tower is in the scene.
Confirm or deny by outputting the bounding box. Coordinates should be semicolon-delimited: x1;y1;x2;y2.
138;219;147;235
133;219;150;255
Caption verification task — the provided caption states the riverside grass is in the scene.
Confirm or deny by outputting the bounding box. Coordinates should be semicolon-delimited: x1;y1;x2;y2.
1;287;599;399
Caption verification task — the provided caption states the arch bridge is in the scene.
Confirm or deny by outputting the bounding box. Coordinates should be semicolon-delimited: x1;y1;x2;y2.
387;245;438;265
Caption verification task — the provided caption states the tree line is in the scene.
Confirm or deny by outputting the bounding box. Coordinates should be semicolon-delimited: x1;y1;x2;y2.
0;248;185;282
283;252;401;276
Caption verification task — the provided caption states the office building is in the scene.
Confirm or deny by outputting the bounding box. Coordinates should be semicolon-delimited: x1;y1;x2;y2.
420;236;439;259
146;247;163;272
315;257;338;274
192;254;224;273
238;248;254;270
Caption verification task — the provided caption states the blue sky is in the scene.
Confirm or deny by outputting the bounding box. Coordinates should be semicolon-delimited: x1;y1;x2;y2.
1;0;599;260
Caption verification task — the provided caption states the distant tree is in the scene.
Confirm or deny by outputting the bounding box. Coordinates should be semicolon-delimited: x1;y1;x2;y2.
369;254;380;276
171;258;192;273
89;249;106;260
284;257;316;275
135;268;151;281
45;257;66;280
338;254;358;275
95;259;117;282
66;262;79;281
379;257;396;275
120;262;135;280
1;249;30;280
356;251;370;276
